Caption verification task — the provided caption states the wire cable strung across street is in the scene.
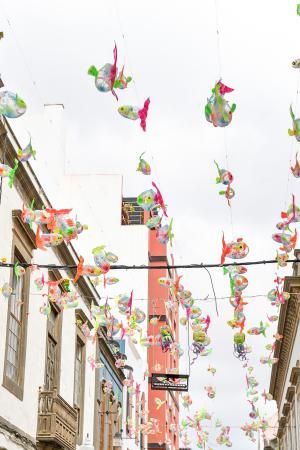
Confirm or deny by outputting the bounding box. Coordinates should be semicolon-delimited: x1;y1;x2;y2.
0;258;298;270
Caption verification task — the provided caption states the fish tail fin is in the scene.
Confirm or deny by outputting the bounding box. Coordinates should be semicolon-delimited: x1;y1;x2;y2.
31;147;37;159
221;232;228;265
292;228;298;247
73;256;84;284
8;159;19;188
88;65;98;77
138;97;150;132
205;103;212;116
36;226;46;251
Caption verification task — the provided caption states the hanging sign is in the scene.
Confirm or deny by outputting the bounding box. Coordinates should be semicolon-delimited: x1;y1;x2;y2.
151;373;189;391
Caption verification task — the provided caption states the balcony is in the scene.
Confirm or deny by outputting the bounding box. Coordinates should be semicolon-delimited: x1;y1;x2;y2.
37;388;77;450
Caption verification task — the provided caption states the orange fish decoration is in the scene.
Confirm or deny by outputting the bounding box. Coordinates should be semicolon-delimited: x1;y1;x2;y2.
221;233;249;265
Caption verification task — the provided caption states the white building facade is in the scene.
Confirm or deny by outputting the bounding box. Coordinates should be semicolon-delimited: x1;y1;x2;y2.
0;106;149;450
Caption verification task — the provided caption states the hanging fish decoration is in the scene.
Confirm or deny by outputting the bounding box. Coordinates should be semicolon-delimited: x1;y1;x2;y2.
205;81;236;127
0;159;18;188
137;152;151;175
17;138;36;162
0;91;26;118
118;97;150;132
35;226;63;251
88;44;131;100
221;233;249;265
291;153;300;178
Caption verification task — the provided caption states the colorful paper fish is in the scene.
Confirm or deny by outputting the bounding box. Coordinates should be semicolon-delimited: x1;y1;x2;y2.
267;314;278;323
292;59;300;68
221;234;249;265
1;282;12;298
272;230;297;253
137;189;156;211
247;321;269;337
276;251;289;268
291;153;300;177
21;202;72;230
88;43;121;100
260;356;278;366
137;152;151;175
204;385;216;399
118;97;150;132
145;215;161;229
0;91;26;118
36;226;63;251
156;219;174;246
281;199;300;224
0;159;18;188
205;81;236;127
17;138;36;162
214;160;233;185
207;365;216;376
54;215;88;242
73;256;104;283
288;105;300;141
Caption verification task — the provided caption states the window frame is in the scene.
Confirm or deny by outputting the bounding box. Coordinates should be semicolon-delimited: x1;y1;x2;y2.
73;323;86;445
3;230;31;400
43;270;63;392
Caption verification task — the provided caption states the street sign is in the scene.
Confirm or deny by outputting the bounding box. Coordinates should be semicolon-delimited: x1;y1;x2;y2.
151;373;189;391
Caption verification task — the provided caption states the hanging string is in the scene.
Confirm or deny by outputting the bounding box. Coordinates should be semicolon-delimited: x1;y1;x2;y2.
0;5;45;106
284;70;300;210
213;0;222;79
0;258;296;271
7;291;300;303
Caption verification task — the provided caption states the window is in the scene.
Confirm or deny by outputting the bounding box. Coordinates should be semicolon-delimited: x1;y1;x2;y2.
74;326;86;445
44;272;62;391
3;238;31;400
121;198;144;225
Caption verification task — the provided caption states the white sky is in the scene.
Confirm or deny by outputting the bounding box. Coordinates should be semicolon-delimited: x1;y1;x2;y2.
1;0;300;448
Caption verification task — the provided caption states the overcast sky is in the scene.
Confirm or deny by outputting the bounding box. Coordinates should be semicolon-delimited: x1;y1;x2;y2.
1;0;299;448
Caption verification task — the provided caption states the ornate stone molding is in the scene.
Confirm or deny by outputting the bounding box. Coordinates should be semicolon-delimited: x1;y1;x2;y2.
290;364;300;386
269;275;300;406
286;386;296;403
282;402;291;417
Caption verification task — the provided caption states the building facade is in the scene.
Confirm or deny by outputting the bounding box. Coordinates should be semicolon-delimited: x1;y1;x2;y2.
0;112;148;450
147;227;180;450
268;250;300;450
